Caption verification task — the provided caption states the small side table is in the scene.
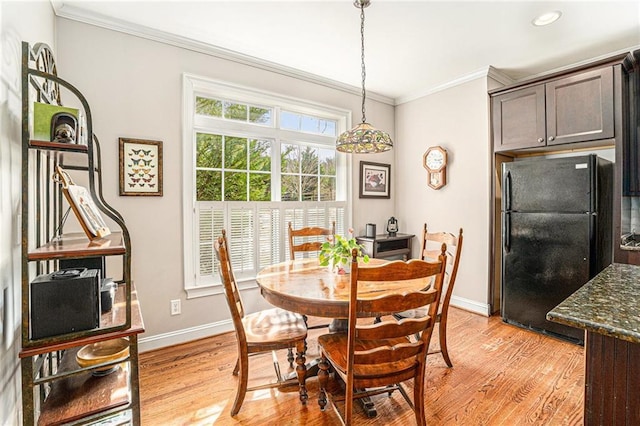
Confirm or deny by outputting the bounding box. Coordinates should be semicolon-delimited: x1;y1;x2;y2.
356;233;415;261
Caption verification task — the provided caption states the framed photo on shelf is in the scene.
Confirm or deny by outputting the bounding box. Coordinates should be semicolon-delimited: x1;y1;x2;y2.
119;138;163;196
54;166;111;240
359;161;390;199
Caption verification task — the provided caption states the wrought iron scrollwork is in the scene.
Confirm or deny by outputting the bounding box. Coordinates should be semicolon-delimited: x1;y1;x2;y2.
30;42;61;105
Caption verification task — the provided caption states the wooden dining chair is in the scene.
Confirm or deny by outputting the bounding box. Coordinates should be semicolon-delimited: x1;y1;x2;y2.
288;221;335;260
288;221;335;330
317;246;447;425
214;229;308;416
396;224;463;367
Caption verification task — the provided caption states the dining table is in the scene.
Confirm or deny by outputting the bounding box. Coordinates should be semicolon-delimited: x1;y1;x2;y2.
256;257;433;329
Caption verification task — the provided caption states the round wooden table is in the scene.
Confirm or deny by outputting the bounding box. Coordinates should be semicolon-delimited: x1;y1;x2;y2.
256;258;432;320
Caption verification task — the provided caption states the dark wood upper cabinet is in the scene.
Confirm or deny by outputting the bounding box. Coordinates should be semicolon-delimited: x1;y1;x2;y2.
492;66;615;152
546;67;614;146
492;85;546;151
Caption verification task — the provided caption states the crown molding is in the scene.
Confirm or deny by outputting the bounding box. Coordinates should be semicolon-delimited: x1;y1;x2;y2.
395;65;513;105
51;2;396;106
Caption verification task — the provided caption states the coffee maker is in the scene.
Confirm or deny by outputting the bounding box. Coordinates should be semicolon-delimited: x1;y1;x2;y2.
386;217;398;237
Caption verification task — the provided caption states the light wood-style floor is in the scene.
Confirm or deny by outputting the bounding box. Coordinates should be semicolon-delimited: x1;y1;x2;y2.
139;308;584;425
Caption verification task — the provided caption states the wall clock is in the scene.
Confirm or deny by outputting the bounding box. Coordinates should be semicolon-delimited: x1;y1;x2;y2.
423;146;448;190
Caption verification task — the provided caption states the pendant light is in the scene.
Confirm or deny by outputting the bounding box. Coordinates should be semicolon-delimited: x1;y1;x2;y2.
336;0;393;153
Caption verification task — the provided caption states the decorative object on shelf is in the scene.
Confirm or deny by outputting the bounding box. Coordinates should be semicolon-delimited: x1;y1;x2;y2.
30;268;100;339
359;161;390;198
386;216;398;237
365;223;376;238
336;0;392;153
319;228;370;274
423;145;448;189
101;278;117;313
50;112;77;143
119;138;163;196
76;338;130;376
53;165;111;240
33;102;79;143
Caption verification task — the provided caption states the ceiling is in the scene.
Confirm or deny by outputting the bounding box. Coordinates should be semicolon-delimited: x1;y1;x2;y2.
51;1;640;104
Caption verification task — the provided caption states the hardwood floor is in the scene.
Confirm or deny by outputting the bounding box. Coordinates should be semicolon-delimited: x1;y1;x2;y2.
139;308;584;425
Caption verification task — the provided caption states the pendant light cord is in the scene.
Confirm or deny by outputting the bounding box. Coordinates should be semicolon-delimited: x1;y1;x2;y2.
360;1;367;124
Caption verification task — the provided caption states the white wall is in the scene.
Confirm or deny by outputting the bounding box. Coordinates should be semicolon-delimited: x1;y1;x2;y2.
55;18;395;350
395;77;493;315
1;2;56;423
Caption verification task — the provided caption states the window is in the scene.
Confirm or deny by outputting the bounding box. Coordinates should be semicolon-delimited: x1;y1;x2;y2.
183;74;350;297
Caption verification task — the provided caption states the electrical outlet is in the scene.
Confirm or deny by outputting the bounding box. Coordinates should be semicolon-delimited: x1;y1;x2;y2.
170;299;181;316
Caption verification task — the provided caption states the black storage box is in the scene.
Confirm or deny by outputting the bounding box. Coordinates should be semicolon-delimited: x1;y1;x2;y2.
30;268;100;339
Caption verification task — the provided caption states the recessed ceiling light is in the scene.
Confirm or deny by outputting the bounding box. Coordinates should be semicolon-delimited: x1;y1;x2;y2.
532;11;562;26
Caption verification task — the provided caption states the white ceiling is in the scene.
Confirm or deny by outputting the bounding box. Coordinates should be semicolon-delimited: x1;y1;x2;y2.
52;0;640;103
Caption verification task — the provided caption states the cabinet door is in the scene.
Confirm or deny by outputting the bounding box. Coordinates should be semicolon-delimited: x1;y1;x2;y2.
546;67;614;146
492;84;546;152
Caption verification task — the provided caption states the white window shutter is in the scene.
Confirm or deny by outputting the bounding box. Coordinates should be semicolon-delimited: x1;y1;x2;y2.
229;207;255;275
197;205;224;281
258;207;280;268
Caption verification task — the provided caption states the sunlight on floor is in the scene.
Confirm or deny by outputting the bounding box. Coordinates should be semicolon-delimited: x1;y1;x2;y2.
187;401;226;425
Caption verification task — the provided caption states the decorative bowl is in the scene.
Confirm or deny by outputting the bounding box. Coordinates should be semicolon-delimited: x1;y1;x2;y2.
76;338;129;376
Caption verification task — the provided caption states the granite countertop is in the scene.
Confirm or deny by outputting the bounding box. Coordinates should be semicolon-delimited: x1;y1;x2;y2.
547;263;640;344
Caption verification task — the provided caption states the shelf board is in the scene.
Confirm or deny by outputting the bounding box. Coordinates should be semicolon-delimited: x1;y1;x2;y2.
28;232;126;261
37;347;130;426
21;286;144;357
29;140;89;152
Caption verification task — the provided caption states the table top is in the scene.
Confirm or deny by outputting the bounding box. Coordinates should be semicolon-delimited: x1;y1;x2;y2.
256;258;432;319
547;263;640;344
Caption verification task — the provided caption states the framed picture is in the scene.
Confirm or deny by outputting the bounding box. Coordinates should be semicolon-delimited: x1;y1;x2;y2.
119;138;163;196
54;166;111;240
359;161;390;199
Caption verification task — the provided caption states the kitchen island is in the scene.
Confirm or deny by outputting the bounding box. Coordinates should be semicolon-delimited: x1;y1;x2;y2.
547;263;640;425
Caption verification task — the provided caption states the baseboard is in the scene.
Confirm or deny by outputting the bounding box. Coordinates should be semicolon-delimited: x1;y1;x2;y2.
138;319;233;353
450;295;490;317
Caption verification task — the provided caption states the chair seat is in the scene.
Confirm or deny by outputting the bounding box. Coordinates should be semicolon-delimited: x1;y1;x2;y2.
243;308;307;345
317;333;418;380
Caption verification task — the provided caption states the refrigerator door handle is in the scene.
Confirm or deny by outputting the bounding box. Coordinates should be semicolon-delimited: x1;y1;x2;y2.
504;171;512;212
503;212;511;253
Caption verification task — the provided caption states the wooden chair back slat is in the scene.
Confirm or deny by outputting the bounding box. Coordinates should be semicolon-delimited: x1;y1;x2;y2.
354;342;424;365
288;221;335;260
356;315;433;341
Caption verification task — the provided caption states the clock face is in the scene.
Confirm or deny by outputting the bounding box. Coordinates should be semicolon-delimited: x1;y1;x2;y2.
426;150;444;170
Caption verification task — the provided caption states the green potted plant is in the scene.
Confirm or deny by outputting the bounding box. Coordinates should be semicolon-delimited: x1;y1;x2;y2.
319;228;370;274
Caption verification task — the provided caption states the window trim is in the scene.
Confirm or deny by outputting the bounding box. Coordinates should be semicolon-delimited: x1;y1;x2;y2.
182;73;353;298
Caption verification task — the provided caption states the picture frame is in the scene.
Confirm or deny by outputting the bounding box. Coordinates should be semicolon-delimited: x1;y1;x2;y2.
119;138;163;196
359;161;391;199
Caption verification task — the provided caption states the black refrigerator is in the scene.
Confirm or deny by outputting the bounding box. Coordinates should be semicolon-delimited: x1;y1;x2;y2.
501;154;612;343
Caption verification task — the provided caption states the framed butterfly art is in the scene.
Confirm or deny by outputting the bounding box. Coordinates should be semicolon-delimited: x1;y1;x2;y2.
119;138;163;196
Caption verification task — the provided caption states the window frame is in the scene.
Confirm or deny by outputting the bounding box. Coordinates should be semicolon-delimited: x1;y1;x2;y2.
182;73;352;298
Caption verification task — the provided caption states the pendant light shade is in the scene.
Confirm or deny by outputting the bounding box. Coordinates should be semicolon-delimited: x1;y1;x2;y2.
336;122;393;153
336;0;393;153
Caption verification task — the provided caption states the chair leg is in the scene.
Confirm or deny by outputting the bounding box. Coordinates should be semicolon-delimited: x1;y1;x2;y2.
232;358;239;376
413;371;427;426
439;319;453;368
295;341;308;405
317;353;329;411
231;355;248;416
